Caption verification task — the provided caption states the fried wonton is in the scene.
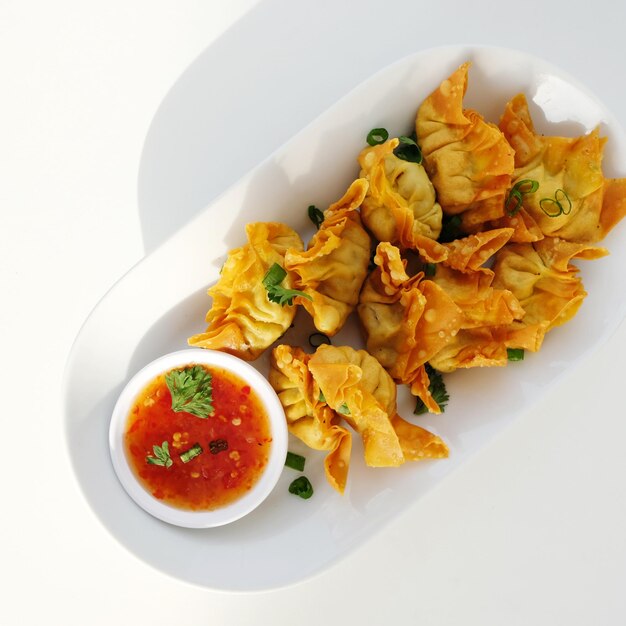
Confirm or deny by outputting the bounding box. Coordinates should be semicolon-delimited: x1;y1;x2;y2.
188;222;304;360
358;138;447;262
497;93;626;243
492;237;608;332
283;179;371;336
307;344;448;466
416;62;515;232
269;345;351;494
357;242;464;413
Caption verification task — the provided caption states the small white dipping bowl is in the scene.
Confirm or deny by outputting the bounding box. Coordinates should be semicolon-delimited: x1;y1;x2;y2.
109;348;288;528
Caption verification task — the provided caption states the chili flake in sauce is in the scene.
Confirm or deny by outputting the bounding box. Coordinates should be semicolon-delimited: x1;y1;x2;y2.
124;364;272;511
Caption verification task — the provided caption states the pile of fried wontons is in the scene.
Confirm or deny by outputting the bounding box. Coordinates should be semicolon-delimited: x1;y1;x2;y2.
188;62;626;494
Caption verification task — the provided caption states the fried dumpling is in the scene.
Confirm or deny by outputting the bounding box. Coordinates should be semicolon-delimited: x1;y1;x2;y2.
358;138;447;262
498;93;626;243
491;237;608;331
433;228;525;328
269;345;351;494
284;179;371;336
188;222;304;360
307;344;448;466
416;62;515;232
357;242;464;412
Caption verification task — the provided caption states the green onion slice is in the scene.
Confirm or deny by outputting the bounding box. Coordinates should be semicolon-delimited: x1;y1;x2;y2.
288;476;314;499
338;403;350;415
539;188;572;217
366;127;389;146
285;451;306;471
539;198;562;217
555;188;572;214
393;135;422;164
507;348;525;362
308;332;331;348
318;390;326;403
180;443;203;463
506;179;539;217
308;205;324;229
424;262;436;277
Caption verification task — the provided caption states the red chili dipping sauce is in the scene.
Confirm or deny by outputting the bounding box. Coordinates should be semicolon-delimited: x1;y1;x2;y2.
124;364;272;511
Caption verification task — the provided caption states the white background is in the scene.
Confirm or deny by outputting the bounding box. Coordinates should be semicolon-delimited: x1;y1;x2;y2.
2;1;626;624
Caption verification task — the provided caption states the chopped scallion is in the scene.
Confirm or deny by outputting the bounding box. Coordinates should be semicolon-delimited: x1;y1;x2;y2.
366;127;389;146
539;188;572;217
308;205;324;229
180;443;203;463
393;135;422;164
288;476;314;499
285;451;306;471
507;348;525;362
309;332;331;348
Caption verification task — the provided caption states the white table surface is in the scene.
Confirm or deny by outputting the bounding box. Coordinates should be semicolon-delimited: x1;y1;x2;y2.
3;1;626;624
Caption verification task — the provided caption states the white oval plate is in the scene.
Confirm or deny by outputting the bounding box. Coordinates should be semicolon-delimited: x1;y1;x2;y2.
63;45;626;591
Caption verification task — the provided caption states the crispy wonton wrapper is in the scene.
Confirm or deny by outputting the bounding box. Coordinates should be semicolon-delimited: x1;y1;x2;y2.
307;345;448;467
492;237;608;332
416;62;515;232
358;242;464;413
358;138;447;262
269;345;352;494
188;222;304;360
497;93;626;243
284;179;371;336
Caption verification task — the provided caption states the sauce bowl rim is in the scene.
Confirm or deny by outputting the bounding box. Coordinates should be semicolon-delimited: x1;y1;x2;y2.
108;348;288;528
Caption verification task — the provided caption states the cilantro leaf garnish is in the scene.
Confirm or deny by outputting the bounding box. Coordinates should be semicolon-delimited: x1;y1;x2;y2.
414;364;449;415
146;441;173;468
262;263;313;307
165;365;213;418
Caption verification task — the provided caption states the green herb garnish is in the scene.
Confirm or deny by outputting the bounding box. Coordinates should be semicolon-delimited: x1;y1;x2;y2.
318;390;326;403
438;214;465;243
262;263;313;307
146;441;173;468
338;403;350;415
367;127;389;146
539;188;572;217
506;179;539;216
507;348;525;362
393;135;422;164
308;205;324;229
308;332;331;348
285;451;306;471
414;364;449;415
180;443;203;463
165;365;214;418
288;476;314;499
424;262;437;277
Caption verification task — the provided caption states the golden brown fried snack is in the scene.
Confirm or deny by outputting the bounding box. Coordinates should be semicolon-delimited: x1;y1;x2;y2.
284;179;371;336
497;93;626;243
358;138;447;262
269;345;351;494
307;344;448;467
492;237;608;332
188;222;303;360
416;62;515;232
357;242;464;413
